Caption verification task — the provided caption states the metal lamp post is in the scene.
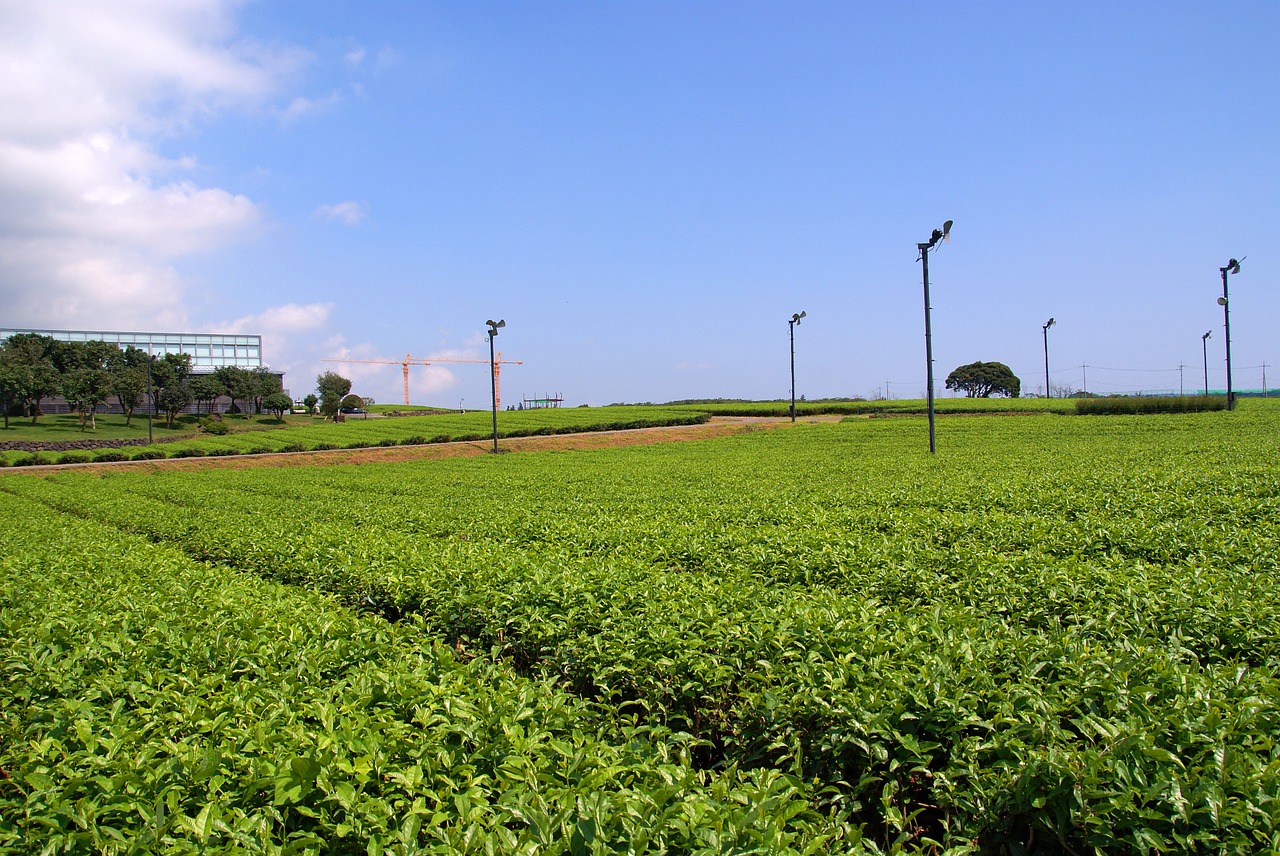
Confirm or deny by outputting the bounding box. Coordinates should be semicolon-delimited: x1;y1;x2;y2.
146;354;154;445
1201;331;1212;396
788;311;805;422
1042;317;1055;398
1219;258;1241;410
917;220;952;454
486;319;505;452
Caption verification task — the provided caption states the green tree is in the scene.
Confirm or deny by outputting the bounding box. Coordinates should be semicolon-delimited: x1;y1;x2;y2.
262;391;293;421
189;375;226;415
61;367;113;430
945;361;1021;398
213;366;255;415
251;366;282;415
109;346;150;426
0;359;22;429
340;393;366;416
0;333;60;423
59;341;117;430
151;353;193;428
302;393;319;416
316;371;352;420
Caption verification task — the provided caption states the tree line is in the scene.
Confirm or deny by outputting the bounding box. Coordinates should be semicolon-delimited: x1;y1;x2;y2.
0;333;293;431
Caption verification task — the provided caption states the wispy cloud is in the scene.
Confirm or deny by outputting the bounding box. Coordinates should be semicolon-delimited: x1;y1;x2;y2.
314;200;368;225
212;302;334;335
279;89;344;124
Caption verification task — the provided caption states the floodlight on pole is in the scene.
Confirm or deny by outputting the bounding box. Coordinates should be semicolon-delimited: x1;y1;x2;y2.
1201;330;1212;396
788;311;806;422
486;319;505;452
1042;317;1056;399
1219;257;1242;410
916;219;952;454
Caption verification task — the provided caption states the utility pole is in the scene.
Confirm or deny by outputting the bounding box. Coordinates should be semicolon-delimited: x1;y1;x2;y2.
1202;331;1212;396
486;319;505;453
788;312;805;421
1219;258;1242;410
1042;318;1056;398
916;220;952;454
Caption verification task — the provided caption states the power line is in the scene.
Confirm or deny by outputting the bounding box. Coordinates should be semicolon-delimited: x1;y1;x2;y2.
1084;364;1180;373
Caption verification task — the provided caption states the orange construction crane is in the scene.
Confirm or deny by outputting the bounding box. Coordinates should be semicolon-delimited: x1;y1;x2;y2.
321;352;523;407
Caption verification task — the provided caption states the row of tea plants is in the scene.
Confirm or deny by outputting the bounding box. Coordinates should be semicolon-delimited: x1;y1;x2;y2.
0;490;852;853
0;406;709;467
4;404;1280;851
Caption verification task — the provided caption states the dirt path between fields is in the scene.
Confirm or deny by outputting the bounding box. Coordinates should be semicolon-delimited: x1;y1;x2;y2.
3;415;846;475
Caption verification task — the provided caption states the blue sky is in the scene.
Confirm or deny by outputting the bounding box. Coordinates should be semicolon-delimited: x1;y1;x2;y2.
2;2;1276;406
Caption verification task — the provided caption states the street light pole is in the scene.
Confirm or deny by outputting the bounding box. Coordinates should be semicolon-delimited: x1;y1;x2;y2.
486;319;505;452
1042;318;1056;398
1201;331;1211;396
1219;258;1241;410
917;220;952;454
146;354;154;445
788;311;805;422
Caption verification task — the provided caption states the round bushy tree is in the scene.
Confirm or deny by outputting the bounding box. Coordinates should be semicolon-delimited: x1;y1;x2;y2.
945;361;1021;398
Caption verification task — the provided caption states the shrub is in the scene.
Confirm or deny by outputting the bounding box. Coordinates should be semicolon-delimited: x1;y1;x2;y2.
279;442;305;453
170;448;206;458
1075;395;1228;415
92;451;128;463
401;435;428;446
56;452;93;465
206;448;236;457
430;434;451;444
200;419;229;435
131;449;166;461
312;442;337;451
12;453;48;467
378;438;399;447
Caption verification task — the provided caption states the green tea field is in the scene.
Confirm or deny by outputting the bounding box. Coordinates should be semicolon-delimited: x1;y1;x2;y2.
3;403;1279;853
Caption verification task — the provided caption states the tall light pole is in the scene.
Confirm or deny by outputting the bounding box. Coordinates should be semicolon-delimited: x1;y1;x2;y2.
1042;317;1055;398
1219;258;1242;410
146;353;154;445
788;311;806;422
917;220;952;454
1201;331;1212;396
486;319;505;452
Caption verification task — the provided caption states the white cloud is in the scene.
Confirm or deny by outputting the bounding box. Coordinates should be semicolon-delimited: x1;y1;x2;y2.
212;302;334;336
314;201;368;225
280;89;344;124
0;0;302;333
207;302;335;396
344;48;367;67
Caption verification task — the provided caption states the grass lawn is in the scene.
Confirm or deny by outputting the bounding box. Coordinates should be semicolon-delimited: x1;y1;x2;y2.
0;411;327;444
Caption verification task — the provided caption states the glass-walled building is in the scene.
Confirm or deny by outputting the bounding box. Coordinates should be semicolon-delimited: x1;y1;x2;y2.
0;328;263;371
